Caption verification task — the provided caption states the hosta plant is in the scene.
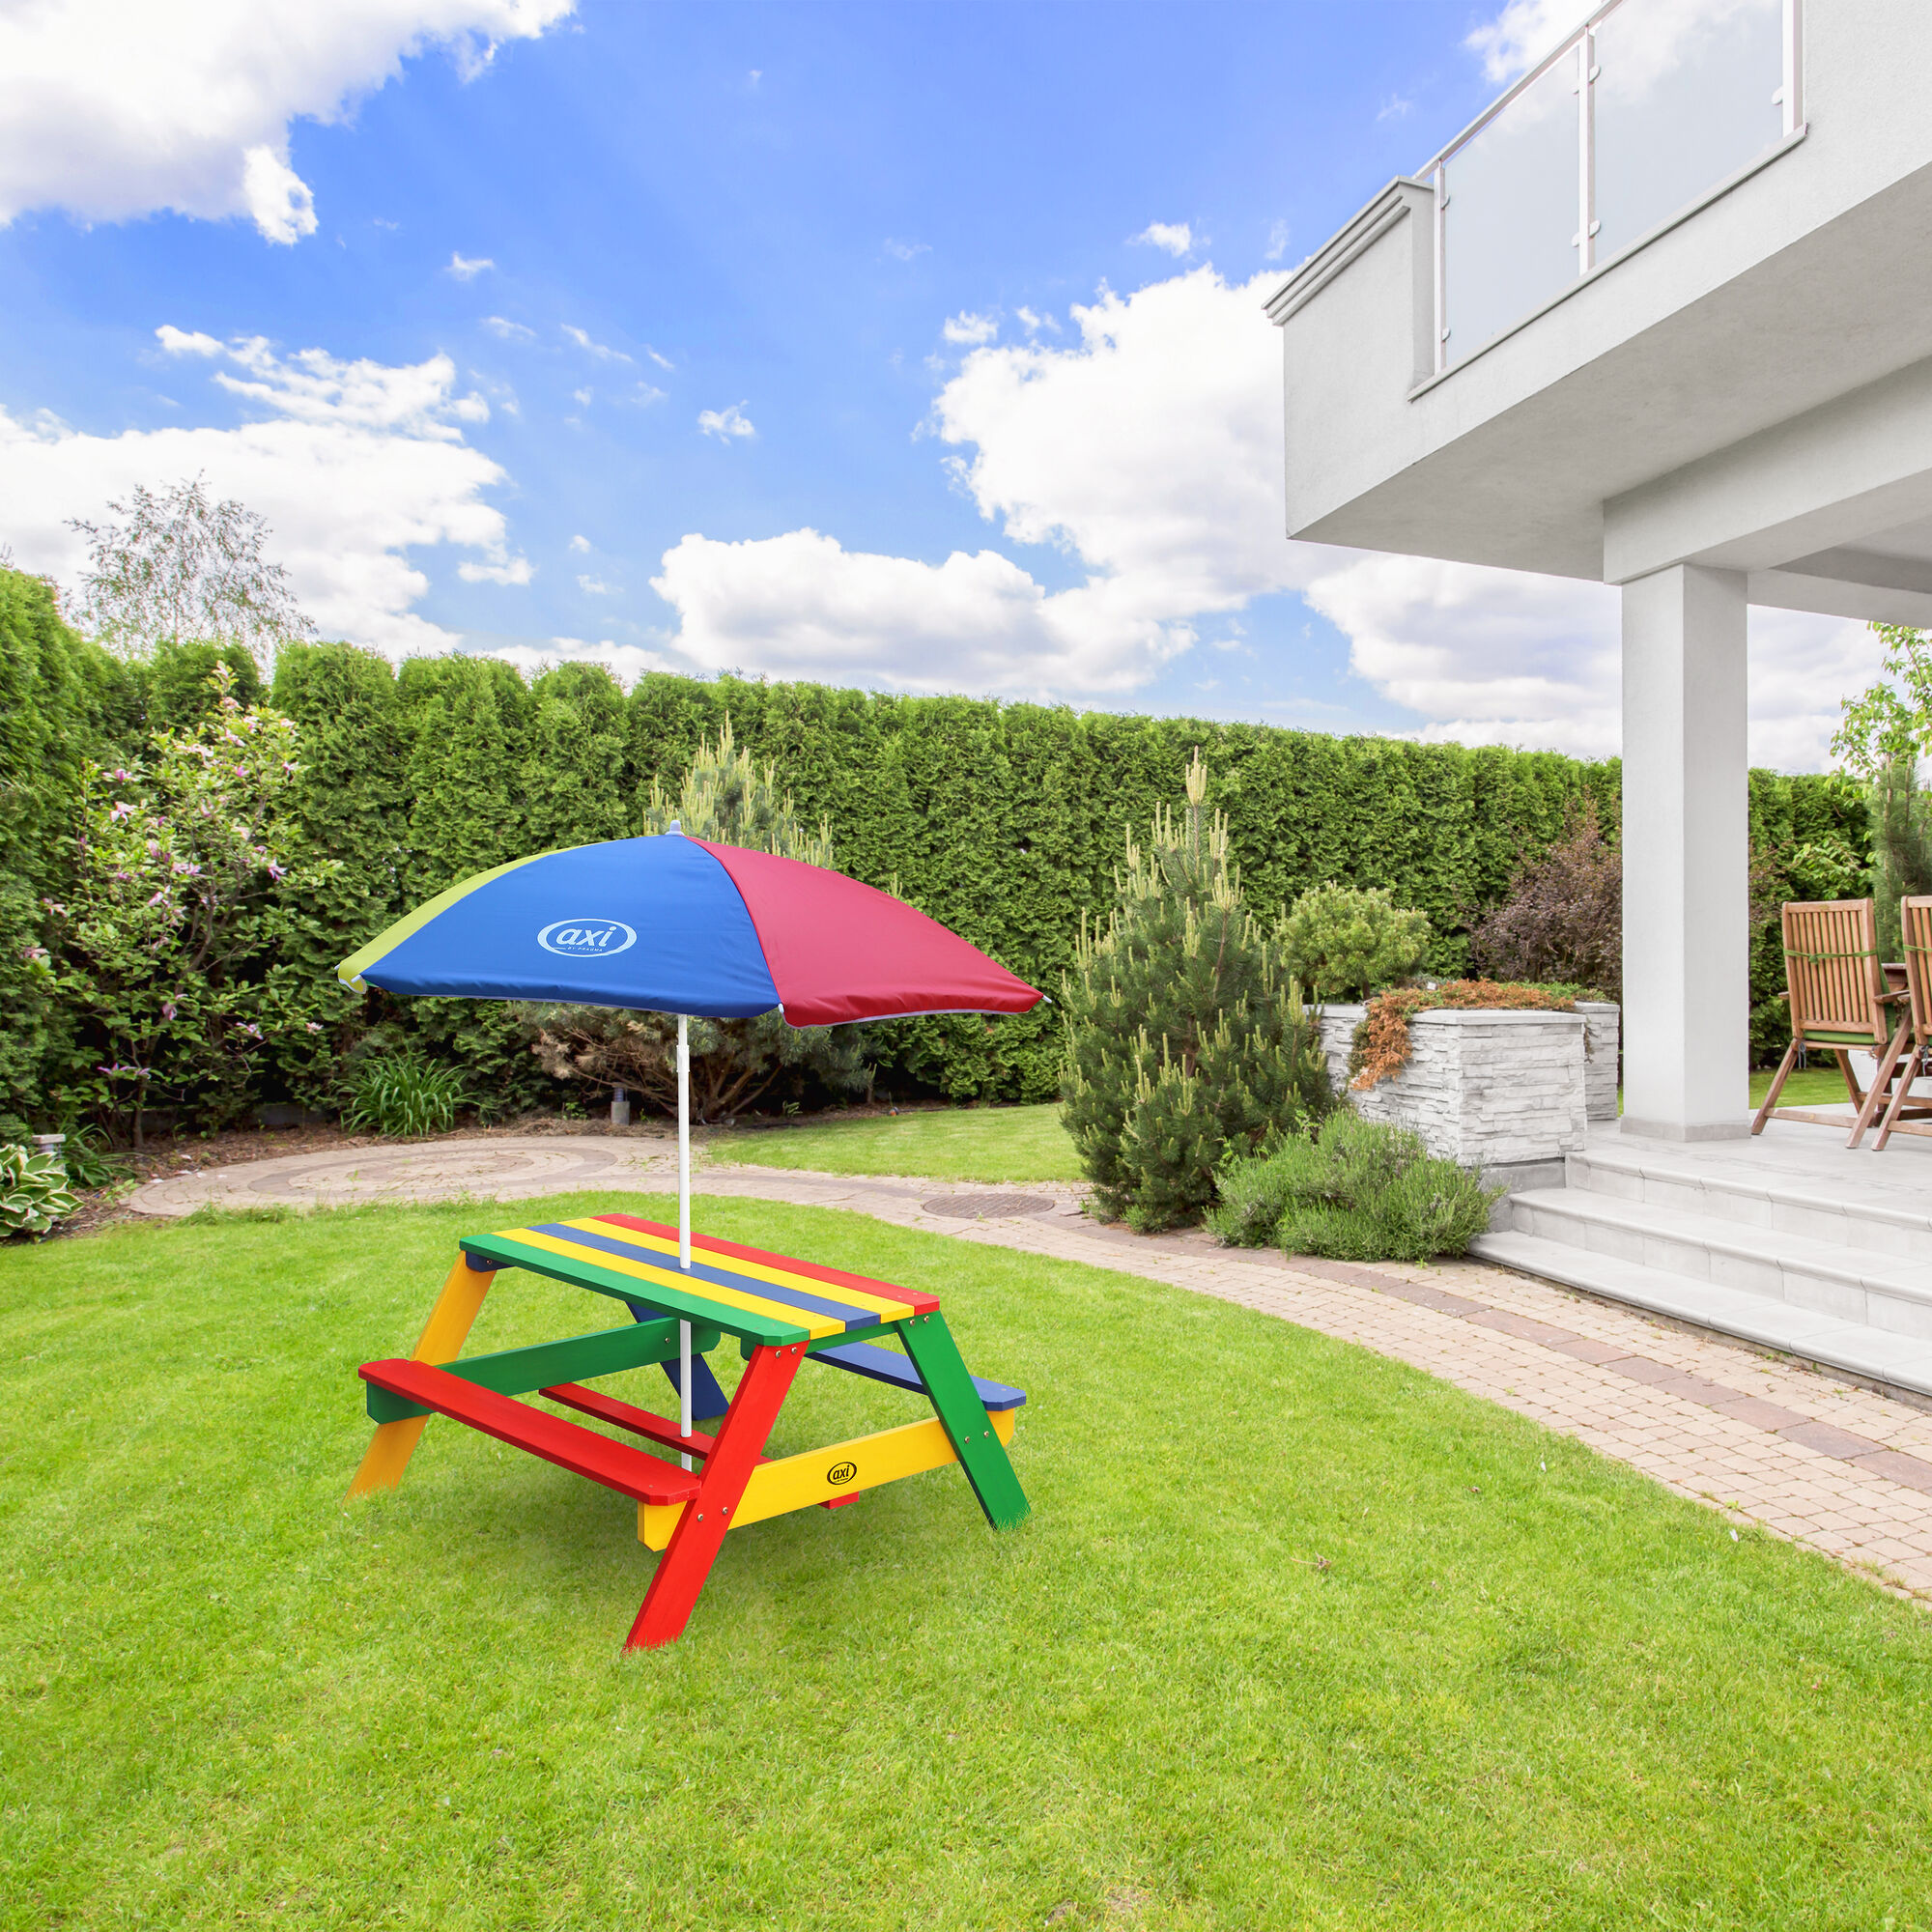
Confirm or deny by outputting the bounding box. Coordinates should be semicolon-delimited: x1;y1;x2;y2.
0;1143;79;1236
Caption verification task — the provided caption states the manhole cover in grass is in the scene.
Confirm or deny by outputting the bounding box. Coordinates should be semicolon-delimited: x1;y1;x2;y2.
921;1193;1055;1220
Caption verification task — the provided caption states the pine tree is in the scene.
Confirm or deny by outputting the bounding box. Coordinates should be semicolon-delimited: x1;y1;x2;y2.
1061;750;1333;1231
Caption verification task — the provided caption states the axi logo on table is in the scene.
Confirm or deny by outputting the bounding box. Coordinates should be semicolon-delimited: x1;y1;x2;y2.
537;918;639;958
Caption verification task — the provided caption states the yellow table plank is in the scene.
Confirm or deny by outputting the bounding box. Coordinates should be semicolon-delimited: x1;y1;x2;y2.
502;1225;845;1340
568;1217;917;1321
638;1406;1018;1549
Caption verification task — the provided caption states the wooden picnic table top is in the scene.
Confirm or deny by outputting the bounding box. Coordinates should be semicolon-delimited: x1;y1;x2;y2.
459;1212;941;1348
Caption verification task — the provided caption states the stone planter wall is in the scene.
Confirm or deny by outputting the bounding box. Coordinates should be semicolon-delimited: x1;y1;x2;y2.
1577;1002;1620;1122
1316;1003;1590;1175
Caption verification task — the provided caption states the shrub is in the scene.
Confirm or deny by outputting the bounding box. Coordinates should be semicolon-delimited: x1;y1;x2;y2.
1277;884;1433;1004
1061;751;1333;1232
520;718;867;1121
57;1124;125;1189
1349;980;1578;1091
340;1051;469;1138
1208;1114;1498;1264
1468;801;1623;1004
0;1143;79;1236
43;666;348;1146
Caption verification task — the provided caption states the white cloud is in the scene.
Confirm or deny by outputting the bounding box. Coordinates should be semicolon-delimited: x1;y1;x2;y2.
483;315;534;342
1377;95;1413;122
156;326;224;358
562;323;631;362
652;268;1300;696
884;238;930;262
652;528;1191;696
1467;0;1758;86
486;635;679;687
572;385;593;406
1015;306;1060;336
0;1;576;244
0;328;514;657
1264;219;1293;264
697;402;755;442
645;347;674;371
1300;552;1882;769
634;383;667;407
577;574;610;594
935;268;1307;619
569;533;590;553
1466;0;1593;79
941;311;999;347
458;554;531;584
1130;221;1193;258
241;146;315;245
447;250;494;279
1304;556;1623;757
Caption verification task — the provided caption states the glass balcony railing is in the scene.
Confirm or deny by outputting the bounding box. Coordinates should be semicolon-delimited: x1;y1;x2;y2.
1431;0;1799;374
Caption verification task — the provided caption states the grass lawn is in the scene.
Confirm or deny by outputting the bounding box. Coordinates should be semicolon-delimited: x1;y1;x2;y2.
5;1197;1932;1929
707;1101;1080;1182
1747;1065;1869;1111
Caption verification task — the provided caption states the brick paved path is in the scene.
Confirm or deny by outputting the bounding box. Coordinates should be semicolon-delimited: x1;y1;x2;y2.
134;1143;1932;1602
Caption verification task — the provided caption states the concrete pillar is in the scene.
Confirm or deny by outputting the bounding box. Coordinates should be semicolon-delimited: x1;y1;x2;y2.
1619;563;1749;1140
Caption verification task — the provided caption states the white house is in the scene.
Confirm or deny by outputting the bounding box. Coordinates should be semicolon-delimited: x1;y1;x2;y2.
1269;0;1931;1145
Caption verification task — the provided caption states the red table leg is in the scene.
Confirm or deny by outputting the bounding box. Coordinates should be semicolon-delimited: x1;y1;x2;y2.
626;1340;805;1650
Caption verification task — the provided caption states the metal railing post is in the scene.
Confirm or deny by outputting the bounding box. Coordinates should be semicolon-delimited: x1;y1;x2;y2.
1780;0;1804;136
1577;27;1599;276
1433;163;1449;375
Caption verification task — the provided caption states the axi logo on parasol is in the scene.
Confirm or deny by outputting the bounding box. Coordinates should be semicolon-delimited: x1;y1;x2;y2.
537;919;639;957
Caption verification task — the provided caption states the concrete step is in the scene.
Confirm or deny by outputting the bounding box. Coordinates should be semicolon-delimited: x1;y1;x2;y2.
1506;1184;1932;1343
1470;1229;1932;1401
1566;1139;1932;1265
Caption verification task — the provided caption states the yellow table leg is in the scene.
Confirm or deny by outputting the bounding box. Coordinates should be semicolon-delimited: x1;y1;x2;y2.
344;1258;496;1499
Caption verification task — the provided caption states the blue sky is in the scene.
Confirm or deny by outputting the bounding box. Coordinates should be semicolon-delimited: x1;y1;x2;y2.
0;1;1879;765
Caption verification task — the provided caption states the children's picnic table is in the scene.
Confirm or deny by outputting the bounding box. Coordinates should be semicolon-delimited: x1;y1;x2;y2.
347;1212;1028;1647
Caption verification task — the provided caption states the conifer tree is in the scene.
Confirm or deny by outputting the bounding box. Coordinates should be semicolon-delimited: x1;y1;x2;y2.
521;719;867;1118
395;655;546;1111
1061;751;1333;1230
524;661;632;852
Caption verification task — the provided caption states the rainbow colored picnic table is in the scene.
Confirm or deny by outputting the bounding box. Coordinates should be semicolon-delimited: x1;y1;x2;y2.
347;1212;1029;1647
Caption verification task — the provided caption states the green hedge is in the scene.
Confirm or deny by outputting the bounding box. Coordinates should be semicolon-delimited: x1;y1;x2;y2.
0;571;1873;1128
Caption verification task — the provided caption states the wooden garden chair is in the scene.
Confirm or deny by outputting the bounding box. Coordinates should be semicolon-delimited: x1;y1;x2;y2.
1868;895;1932;1151
1751;898;1913;1147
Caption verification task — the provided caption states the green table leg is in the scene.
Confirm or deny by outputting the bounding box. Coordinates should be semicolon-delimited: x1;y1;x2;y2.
896;1310;1030;1530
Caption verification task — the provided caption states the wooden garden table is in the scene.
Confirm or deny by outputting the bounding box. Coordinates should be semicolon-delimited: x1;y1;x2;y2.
346;1213;1028;1647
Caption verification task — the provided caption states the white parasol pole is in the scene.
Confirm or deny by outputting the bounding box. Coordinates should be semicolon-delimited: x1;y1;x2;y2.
677;1009;692;1470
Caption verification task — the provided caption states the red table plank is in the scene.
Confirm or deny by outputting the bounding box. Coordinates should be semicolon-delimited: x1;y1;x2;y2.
358;1359;699;1506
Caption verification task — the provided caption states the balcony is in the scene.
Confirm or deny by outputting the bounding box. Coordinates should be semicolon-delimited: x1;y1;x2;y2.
1434;0;1802;375
1268;0;1932;593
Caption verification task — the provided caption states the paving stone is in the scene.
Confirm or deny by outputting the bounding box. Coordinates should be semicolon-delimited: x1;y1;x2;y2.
1465;1309;1579;1344
1603;1355;1693;1387
1848;1449;1932;1495
1777;1420;1884;1461
1548;1337;1632;1364
1707;1395;1813;1431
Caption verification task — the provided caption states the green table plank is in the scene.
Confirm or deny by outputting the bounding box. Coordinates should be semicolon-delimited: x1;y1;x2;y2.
461;1233;809;1347
365;1316;724;1422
